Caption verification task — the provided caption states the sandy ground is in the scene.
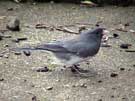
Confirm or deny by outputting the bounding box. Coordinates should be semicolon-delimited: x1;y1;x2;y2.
0;1;135;101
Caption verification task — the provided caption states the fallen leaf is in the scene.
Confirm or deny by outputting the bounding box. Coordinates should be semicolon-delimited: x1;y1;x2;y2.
81;1;97;7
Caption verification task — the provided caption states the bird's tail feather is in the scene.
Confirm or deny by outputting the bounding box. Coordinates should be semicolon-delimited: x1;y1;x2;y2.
10;46;47;52
10;44;57;52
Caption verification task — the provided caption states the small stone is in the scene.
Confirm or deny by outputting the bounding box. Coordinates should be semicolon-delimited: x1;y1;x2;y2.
36;67;49;72
0;54;4;57
72;84;76;87
3;54;9;58
56;79;60;82
122;97;126;99
46;86;53;90
97;80;102;83
32;95;37;101
14;51;21;55
6;16;20;31
113;33;119;38
31;84;35;87
112;87;116;90
110;73;118;77
0;78;4;81
4;44;9;47
111;95;114;98
120;68;125;71
80;83;87;88
23;50;31;56
98;99;102;101
128;68;131;71
7;7;14;11
124;23;130;26
120;44;132;49
95;23;100;27
133;64;135;67
23;79;27;82
92;82;95;85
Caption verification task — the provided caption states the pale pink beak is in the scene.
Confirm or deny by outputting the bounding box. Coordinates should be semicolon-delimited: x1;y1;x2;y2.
102;30;110;42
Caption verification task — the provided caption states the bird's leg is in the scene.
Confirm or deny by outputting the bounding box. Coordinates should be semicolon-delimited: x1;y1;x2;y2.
70;65;89;74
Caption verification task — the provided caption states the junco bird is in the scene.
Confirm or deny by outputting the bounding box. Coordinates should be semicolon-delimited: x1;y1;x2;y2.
13;28;108;75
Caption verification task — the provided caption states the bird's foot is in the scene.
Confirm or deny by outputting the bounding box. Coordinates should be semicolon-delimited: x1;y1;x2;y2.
70;65;95;77
70;65;89;73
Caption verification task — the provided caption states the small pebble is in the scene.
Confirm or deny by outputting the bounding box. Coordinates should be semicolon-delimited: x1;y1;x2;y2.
95;23;100;27
4;44;9;47
32;96;37;101
111;95;114;98
7;7;14;11
97;80;102;83
36;67;50;72
23;79;27;82
0;78;4;81
6;17;20;31
80;83;87;88
14;51;21;55
0;54;4;57
46;86;53;90
23;50;31;56
128;68;131;71
3;54;9;58
122;97;126;99
31;84;35;88
112;87;116;90
120;67;125;71
110;73;118;77
124;23;130;26
98;99;102;101
120;44;131;49
113;33;119;38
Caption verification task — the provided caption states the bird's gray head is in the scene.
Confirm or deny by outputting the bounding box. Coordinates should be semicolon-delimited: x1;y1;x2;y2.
80;28;106;41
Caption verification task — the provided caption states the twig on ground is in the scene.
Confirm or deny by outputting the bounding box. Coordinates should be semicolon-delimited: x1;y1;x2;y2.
35;23;79;34
125;50;135;52
56;27;79;34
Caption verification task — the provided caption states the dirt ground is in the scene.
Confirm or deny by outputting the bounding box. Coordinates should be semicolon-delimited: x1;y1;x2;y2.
0;1;135;101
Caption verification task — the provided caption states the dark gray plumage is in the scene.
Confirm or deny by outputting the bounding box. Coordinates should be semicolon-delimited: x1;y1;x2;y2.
15;28;105;67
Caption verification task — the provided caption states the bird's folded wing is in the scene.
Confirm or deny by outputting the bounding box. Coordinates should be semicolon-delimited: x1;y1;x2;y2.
34;43;74;53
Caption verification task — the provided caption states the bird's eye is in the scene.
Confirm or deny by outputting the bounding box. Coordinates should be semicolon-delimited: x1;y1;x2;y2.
96;32;100;35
